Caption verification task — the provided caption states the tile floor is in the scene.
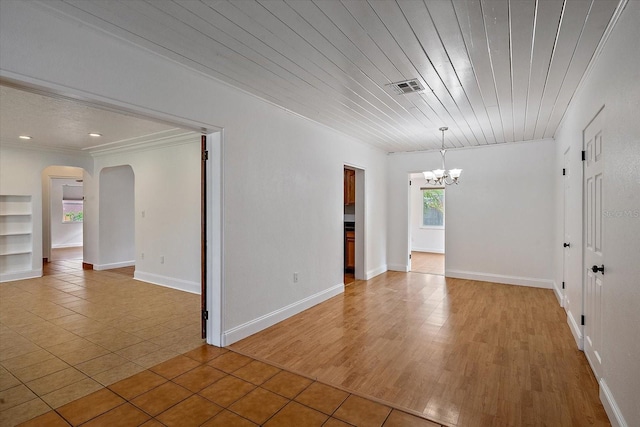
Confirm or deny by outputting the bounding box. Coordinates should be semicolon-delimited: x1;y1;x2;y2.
15;344;442;426
1;260;444;426
1;260;204;426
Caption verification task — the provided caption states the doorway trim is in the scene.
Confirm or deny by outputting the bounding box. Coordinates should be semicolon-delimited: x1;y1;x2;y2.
42;169;85;263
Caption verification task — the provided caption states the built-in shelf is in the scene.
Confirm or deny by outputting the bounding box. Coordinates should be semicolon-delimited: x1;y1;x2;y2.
0;231;32;237
0;250;32;256
0;195;33;277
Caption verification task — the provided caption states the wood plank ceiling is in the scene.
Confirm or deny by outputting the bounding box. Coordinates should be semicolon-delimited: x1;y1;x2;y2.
40;0;620;152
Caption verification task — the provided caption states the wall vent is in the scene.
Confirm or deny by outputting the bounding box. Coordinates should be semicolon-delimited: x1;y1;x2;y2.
388;79;425;94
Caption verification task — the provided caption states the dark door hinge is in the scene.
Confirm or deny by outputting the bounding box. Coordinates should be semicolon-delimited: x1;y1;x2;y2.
562;281;565;289
409;180;412;186
581;150;586;161
409;254;412;259
202;310;209;321
562;168;566;176
581;315;585;326
202;150;209;161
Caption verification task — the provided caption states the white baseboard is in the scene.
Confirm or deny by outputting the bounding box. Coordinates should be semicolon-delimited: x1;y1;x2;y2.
388;263;409;272
445;270;553;289
52;243;83;249
134;271;200;294
566;309;584;350
94;260;135;271
600;379;627;427
222;283;344;346
0;269;42;283
552;280;565;307
411;247;445;254
365;264;387;279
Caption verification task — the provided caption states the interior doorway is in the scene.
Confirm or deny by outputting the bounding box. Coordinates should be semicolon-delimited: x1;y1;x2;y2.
42;166;85;263
343;165;365;284
409;173;445;275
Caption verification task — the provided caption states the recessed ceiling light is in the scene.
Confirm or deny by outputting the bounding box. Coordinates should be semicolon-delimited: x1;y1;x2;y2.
88;133;102;137
19;135;32;140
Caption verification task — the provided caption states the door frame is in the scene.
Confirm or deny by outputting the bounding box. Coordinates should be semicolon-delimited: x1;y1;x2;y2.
42;170;85;263
343;163;366;280
560;147;571;307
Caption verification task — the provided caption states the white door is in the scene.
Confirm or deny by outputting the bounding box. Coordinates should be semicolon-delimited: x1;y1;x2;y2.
561;147;571;306
583;109;604;379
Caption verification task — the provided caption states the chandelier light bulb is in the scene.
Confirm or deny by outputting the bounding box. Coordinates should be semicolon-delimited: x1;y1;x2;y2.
421;127;463;186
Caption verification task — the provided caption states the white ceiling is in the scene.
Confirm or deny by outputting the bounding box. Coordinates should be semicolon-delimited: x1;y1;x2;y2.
5;0;622;153
0;85;182;152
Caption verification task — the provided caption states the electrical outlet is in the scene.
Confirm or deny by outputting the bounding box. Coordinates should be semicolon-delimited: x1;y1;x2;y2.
293;272;298;283
141;252;144;260
160;256;164;264
141;210;145;218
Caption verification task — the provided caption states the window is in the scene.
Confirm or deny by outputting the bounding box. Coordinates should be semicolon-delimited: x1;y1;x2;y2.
422;188;444;227
62;184;83;223
62;200;83;223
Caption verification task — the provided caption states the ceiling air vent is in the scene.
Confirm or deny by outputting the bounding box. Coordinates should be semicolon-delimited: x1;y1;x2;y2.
388;79;424;95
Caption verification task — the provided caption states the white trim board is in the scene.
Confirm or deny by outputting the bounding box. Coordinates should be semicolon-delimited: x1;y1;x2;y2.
365;265;387;280
94;261;135;271
134;271;200;294
387;264;409;272
566;309;584;350
552;280;565;307
445;270;553;289
222;283;344;346
600;379;628;427
411;248;445;254
0;269;42;283
52;243;83;249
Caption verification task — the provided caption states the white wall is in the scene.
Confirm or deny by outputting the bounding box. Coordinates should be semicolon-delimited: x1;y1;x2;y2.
86;136;201;291
0;1;388;343
0;146;91;280
389;139;556;288
410;176;445;254
50;178;83;249
97;165;135;269
553;2;640;425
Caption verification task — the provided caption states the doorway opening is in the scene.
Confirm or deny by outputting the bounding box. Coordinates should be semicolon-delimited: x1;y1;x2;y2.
409;173;445;275
42;166;86;264
343;165;365;284
2;81;223;346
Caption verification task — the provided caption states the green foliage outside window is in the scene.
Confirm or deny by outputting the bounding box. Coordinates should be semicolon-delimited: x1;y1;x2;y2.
423;189;444;227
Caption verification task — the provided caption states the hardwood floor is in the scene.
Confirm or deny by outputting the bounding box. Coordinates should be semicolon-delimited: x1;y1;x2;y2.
231;272;610;426
411;252;444;275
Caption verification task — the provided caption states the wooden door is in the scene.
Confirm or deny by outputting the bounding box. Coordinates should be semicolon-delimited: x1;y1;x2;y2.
583;110;604;379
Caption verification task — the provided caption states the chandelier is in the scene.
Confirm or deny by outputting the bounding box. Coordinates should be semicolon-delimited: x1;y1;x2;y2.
423;126;462;185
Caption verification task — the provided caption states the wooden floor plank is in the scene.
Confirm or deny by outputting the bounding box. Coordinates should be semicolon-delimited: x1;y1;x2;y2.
231;272;610;426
